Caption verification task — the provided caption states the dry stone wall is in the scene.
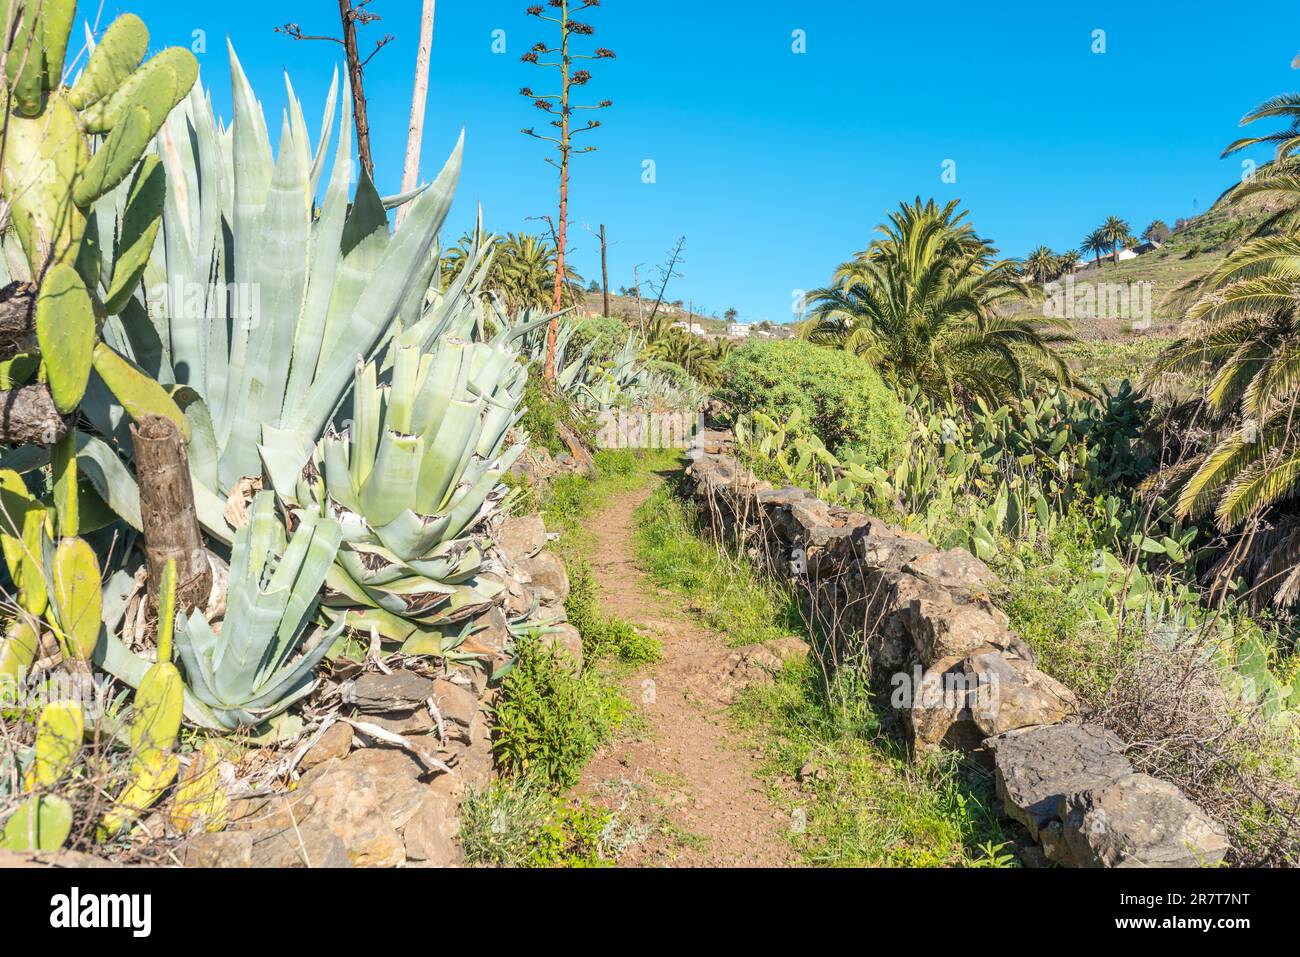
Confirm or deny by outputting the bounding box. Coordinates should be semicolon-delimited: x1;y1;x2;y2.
686;427;1230;868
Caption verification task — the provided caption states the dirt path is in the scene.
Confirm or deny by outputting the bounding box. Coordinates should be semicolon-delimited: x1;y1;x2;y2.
572;480;800;867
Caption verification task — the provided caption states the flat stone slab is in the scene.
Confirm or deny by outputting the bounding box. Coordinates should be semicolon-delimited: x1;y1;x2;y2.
992;723;1132;840
1058;772;1231;868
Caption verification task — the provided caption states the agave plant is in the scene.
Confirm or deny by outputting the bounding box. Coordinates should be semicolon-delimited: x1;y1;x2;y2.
172;493;344;729
83;45;465;538
298;332;528;647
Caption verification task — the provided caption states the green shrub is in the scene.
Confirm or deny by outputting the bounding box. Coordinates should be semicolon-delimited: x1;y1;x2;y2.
570;315;631;364
717;339;909;462
460;781;616;867
565;557;663;663
519;364;598;457
492;636;629;789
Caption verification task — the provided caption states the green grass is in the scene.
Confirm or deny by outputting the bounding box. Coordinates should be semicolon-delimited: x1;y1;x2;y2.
733;657;1017;868
633;483;804;646
631;482;1015;867
565;555;663;664
542;448;682;541
460;780;618;867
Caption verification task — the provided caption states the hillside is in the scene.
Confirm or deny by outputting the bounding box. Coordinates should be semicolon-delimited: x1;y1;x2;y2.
1010;199;1272;343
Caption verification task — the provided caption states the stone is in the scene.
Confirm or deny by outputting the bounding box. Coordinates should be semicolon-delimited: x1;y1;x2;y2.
343;670;436;714
903;548;999;593
1057;773;1231;868
763;636;810;663
431;678;480;731
344;747;435;830
541;622;584;672
365;710;436;736
756;486;807;507
992;723;1132;841
966;652;1076;737
496;514;548;562
906;655;984;753
847;520;936;571
301;721;354;770
244;758;406;867
402;773;465;865
519;551;570;607
249;818;353;868
184;830;254;868
898;588;1016;666
0;849;119;868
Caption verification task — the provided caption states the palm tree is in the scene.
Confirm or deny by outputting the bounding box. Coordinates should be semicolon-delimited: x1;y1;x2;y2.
1055;249;1080;276
1082;228;1108;266
800;198;1076;406
1022;245;1057;284
1100;216;1131;263
1143;220;1171;246
1144;83;1300;607
440;232;584;314
1218;91;1300;234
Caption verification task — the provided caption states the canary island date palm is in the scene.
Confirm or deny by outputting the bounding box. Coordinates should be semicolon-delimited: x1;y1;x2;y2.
801;198;1075;406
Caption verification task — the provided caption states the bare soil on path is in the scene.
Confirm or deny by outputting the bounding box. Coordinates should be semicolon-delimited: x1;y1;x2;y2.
572;480;800;867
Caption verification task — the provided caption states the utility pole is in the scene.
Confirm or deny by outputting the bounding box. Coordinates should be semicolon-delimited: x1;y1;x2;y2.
633;263;645;338
600;223;610;317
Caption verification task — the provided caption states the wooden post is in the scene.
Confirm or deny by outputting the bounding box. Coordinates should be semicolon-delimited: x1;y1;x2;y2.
130;415;211;613
600;223;610;318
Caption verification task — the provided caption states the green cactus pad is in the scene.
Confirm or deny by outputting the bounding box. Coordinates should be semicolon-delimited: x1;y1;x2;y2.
66;13;148;111
0;618;38;679
40;0;77;91
0;795;73;852
33;701;84;788
78;46;197;140
35;263;95;414
90;342;192;440
50;535;102;662
103;156;164;314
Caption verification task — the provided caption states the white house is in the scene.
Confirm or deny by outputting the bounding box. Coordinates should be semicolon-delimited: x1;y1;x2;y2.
726;322;752;338
671;320;707;336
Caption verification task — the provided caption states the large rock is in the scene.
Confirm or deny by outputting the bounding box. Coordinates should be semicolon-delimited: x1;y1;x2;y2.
345;748;435;830
519;551;570;607
241;758;405;867
343;670;436;714
431;678;480;732
1057;773;1231;868
185;830;254;868
898;587;1018;666
992;723;1132;841
966;652;1076;737
496;514;548;562
906;655;983;753
903;548;999;593
402;773;465;866
301;721;354;770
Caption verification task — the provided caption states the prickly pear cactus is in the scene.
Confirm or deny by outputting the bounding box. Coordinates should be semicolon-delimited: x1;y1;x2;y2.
0;5;197;462
48;536;102;662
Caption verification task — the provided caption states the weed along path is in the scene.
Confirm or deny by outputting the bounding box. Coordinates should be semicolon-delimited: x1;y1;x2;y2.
572;479;801;867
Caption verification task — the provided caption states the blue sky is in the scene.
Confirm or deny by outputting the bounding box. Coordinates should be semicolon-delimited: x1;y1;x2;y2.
124;1;1300;323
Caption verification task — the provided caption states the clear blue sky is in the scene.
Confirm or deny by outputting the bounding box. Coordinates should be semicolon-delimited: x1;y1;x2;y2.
124;1;1300;323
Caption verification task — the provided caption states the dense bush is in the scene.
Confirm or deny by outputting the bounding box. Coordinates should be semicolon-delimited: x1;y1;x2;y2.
717;339;908;463
569;315;631;365
492;635;629;788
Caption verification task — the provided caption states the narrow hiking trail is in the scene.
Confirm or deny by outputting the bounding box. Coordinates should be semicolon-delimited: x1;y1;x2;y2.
571;479;801;867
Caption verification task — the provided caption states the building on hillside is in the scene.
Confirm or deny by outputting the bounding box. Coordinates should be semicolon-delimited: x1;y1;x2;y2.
671;320;708;336
1116;247;1140;262
725;322;752;338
